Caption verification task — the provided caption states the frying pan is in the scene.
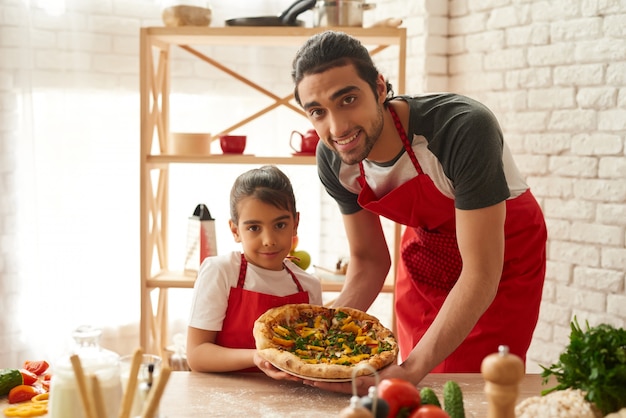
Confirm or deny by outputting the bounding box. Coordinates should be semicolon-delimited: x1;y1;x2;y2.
226;0;316;27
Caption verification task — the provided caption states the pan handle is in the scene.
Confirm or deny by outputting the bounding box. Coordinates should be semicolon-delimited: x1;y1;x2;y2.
280;0;316;25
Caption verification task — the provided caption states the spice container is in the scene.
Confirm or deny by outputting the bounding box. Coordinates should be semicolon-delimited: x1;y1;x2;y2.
49;325;122;418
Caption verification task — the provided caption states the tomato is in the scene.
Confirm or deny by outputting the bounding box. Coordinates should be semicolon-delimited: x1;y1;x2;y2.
408;405;450;418
377;378;421;418
19;369;38;386
40;379;51;391
8;384;40;404
23;361;49;376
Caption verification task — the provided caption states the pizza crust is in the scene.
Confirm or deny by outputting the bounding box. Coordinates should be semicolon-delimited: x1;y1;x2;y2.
253;304;398;380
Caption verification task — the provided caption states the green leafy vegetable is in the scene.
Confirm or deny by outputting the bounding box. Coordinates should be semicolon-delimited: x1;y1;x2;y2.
540;317;626;415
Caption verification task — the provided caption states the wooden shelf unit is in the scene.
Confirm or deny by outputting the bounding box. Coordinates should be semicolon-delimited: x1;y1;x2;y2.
140;26;406;355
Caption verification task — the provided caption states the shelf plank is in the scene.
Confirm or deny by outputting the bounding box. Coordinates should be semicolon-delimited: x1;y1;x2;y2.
144;26;406;47
147;270;197;288
146;270;393;294
147;154;317;165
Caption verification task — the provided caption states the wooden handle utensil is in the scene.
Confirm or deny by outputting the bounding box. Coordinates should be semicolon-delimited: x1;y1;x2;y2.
140;366;172;418
70;354;96;418
119;348;144;418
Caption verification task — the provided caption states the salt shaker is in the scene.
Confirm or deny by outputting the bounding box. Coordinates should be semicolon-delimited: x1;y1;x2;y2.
49;325;122;418
481;345;525;418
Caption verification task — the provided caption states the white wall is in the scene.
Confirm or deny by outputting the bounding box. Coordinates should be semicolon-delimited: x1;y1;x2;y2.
1;0;624;374
445;0;626;371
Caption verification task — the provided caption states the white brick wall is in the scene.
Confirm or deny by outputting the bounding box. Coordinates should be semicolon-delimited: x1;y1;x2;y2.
449;0;626;372
0;0;624;377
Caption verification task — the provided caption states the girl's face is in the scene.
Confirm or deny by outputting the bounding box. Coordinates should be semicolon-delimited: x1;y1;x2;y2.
229;197;299;271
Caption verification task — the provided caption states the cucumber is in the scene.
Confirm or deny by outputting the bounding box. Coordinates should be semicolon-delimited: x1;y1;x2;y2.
443;380;465;418
0;369;23;396
420;386;441;407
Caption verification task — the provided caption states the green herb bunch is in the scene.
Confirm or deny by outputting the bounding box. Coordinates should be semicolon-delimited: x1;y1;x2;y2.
540;317;626;416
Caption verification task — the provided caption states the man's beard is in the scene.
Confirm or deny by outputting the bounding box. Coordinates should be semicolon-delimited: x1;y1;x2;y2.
337;104;385;165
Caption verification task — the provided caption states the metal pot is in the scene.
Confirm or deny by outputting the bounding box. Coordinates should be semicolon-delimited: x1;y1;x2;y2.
314;0;376;27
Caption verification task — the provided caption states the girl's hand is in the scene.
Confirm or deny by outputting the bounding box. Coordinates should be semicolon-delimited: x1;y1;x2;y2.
254;352;303;383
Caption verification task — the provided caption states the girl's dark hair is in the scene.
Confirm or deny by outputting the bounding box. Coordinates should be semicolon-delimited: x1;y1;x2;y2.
230;165;297;223
291;30;394;105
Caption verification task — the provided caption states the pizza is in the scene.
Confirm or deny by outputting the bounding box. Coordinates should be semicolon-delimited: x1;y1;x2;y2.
253;304;398;380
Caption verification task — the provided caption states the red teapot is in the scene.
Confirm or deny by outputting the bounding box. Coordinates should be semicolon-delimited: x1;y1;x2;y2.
290;129;320;155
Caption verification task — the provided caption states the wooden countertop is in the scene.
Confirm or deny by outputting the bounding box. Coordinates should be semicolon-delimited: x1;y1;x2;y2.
1;371;551;417
159;372;551;417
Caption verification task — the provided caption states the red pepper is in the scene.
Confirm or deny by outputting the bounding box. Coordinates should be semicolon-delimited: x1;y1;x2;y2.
8;384;40;404
19;369;38;386
23;361;49;376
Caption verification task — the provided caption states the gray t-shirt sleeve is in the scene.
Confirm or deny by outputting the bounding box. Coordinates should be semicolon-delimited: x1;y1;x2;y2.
317;143;362;215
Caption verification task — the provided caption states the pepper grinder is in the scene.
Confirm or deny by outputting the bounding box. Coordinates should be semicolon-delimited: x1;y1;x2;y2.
481;345;524;418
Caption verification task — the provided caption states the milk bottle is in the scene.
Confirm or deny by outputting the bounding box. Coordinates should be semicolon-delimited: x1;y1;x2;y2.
49;325;122;418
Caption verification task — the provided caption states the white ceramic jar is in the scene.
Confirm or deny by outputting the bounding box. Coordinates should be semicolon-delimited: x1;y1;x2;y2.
49;326;122;418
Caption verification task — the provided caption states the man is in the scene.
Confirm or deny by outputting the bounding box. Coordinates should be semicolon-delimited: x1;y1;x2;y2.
256;30;547;393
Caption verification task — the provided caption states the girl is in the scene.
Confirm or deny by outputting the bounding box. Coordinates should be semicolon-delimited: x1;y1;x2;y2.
187;165;322;372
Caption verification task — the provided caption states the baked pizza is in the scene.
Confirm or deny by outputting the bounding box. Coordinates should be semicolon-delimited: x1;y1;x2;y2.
253;304;398;380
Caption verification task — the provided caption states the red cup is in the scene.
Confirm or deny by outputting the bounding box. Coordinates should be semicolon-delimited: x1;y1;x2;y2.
290;129;319;154
219;135;246;154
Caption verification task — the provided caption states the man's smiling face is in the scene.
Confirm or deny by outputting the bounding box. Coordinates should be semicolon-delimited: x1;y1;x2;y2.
297;63;386;165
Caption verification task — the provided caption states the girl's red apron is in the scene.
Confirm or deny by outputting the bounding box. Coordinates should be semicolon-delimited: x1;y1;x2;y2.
357;104;546;372
216;254;310;372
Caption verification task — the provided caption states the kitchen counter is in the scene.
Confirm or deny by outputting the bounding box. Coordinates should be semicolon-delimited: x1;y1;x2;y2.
1;371;551;417
158;372;550;417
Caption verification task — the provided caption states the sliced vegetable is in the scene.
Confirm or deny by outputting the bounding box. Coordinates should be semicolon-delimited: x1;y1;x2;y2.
22;361;49;377
19;369;38;386
8;385;40;404
0;369;23;396
3;402;47;417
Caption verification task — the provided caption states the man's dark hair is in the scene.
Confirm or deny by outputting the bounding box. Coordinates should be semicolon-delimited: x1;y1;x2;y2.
291;31;394;105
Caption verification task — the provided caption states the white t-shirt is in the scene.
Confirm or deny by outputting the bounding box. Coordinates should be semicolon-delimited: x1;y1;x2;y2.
188;251;323;331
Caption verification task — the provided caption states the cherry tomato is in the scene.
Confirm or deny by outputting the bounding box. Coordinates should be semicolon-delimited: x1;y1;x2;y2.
8;384;40;404
19;369;38;386
377;378;421;418
23;360;49;376
408;405;450;418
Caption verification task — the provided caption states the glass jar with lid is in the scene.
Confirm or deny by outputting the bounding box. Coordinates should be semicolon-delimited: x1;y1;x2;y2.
49;325;122;418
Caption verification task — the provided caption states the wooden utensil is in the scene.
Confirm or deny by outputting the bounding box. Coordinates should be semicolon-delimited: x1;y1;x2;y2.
70;354;96;418
90;375;107;418
140;366;172;418
119;347;144;418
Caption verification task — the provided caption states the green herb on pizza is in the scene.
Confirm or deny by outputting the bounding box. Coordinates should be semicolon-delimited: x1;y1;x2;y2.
540;317;626;415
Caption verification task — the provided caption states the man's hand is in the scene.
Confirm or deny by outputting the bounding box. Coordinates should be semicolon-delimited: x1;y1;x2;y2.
304;364;413;396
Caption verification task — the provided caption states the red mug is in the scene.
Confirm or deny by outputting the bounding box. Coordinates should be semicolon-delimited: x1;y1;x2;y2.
219;135;246;154
290;129;320;154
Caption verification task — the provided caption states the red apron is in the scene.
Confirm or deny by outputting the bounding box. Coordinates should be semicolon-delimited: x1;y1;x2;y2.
357;105;546;372
216;254;310;372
